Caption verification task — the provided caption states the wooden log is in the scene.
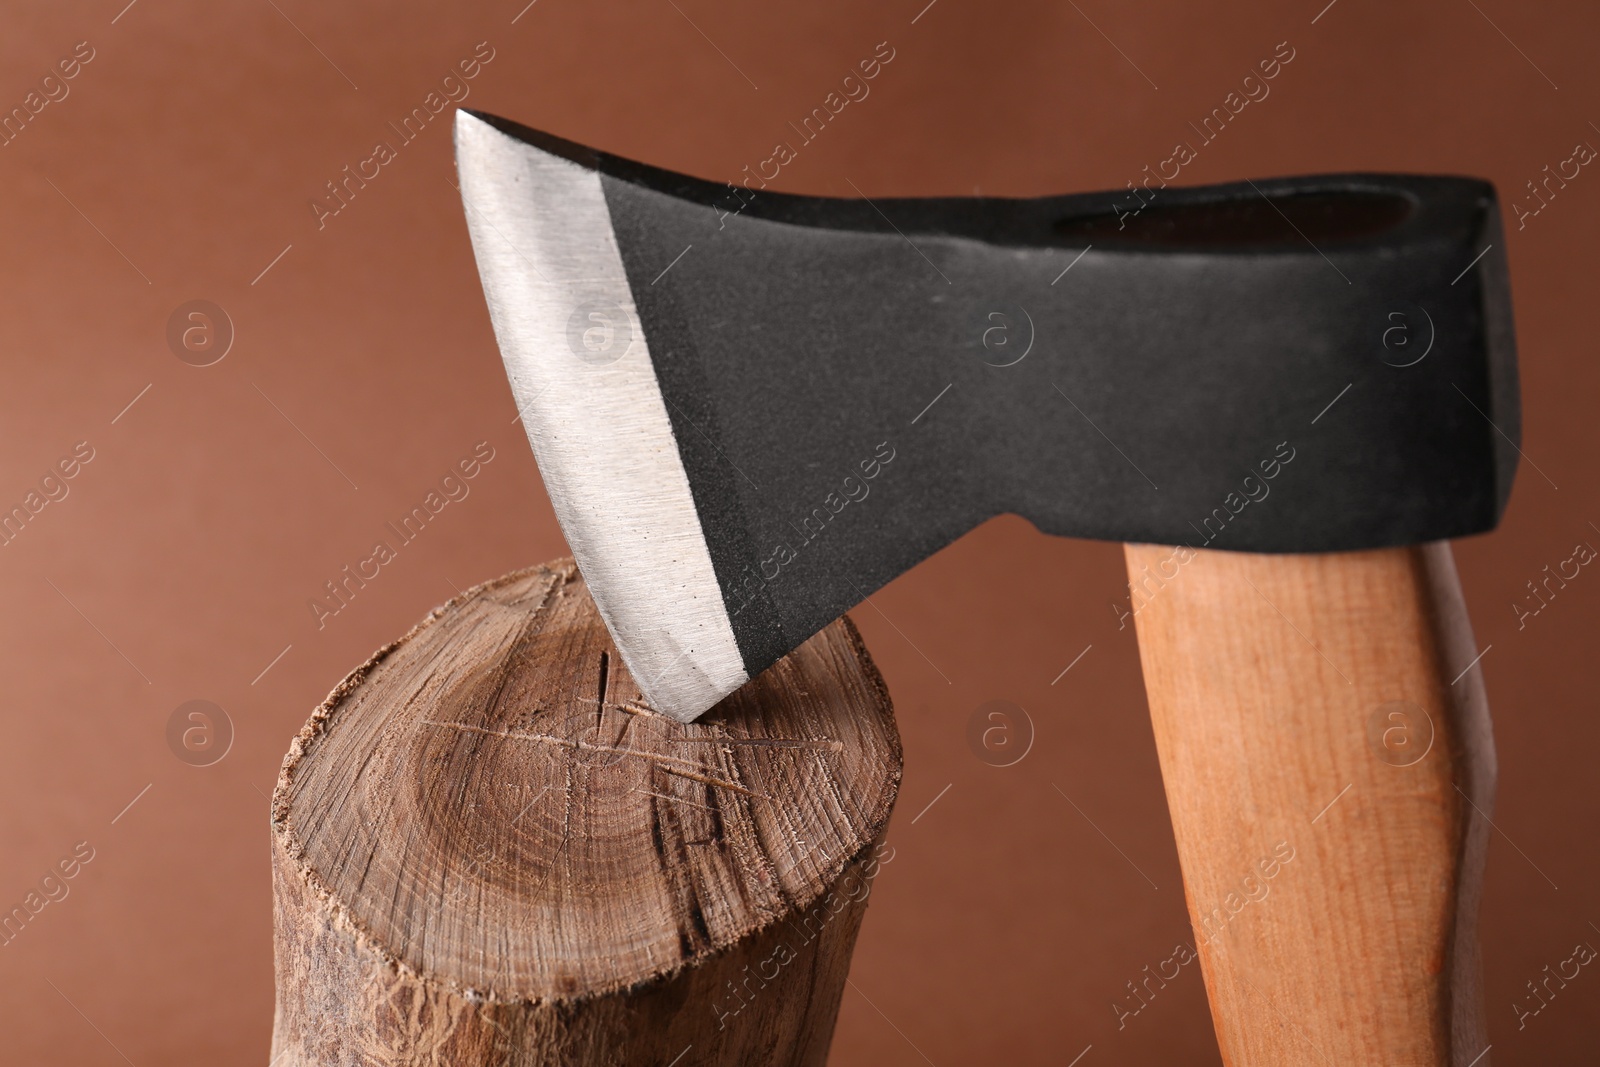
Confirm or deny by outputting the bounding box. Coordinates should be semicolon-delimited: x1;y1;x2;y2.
1124;542;1493;1065
269;560;901;1067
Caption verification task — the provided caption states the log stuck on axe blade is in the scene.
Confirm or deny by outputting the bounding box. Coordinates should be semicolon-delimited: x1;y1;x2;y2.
269;561;901;1067
455;110;1519;1063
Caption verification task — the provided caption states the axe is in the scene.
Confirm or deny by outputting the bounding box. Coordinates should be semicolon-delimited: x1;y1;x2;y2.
455;109;1514;1064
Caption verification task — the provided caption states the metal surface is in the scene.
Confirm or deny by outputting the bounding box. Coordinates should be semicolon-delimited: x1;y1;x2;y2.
456;110;1519;722
455;112;746;721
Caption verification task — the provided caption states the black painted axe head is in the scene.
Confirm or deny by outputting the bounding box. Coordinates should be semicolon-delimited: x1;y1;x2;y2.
454;109;1520;723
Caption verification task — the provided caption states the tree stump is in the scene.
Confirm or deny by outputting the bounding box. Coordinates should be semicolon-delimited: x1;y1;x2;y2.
269;560;901;1067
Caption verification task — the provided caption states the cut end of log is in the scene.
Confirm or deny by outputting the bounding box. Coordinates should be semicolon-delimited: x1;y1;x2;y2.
270;560;900;1066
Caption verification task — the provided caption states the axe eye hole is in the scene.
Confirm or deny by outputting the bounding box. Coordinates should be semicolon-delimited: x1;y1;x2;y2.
1053;189;1415;250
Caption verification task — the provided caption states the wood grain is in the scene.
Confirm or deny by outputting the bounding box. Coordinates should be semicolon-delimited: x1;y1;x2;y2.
269;560;901;1066
1125;542;1494;1066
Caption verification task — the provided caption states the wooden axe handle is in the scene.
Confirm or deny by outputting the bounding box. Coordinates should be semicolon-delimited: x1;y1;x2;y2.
1124;543;1494;1065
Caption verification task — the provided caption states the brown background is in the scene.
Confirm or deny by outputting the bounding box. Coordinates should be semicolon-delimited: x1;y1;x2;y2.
1;0;1596;1063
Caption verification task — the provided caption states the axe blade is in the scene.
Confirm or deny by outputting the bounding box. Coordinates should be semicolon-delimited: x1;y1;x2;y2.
454;109;1519;723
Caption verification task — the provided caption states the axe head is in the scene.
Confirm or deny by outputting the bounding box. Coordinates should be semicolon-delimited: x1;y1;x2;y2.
454;109;1519;723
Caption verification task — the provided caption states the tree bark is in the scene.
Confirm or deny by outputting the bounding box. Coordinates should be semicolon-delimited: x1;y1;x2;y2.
270;560;902;1067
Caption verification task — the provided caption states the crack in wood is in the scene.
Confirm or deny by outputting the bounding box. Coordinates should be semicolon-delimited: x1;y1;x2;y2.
670;737;844;752
417;720;768;799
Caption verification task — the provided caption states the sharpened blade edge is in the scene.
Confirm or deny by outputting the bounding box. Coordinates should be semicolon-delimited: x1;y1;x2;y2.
454;111;747;722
